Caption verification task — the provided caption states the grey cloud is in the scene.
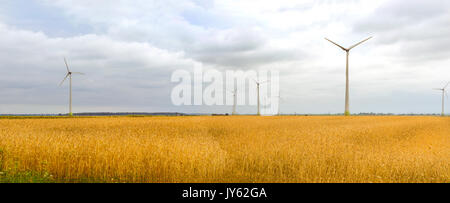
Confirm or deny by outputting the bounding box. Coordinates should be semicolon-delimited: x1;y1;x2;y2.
186;27;294;68
352;0;450;63
355;0;449;33
0;23;198;113
37;1;297;68
194;48;303;69
353;0;450;43
191;28;266;54
105;17;291;68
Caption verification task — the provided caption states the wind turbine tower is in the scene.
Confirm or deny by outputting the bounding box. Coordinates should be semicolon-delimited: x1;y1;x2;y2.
325;36;372;116
228;87;238;115
59;58;85;116
277;93;283;116
252;78;269;116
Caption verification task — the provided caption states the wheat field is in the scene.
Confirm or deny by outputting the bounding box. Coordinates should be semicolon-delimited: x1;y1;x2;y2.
0;116;448;183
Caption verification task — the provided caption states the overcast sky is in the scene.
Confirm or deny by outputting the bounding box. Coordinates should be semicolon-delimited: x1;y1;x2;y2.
0;0;449;114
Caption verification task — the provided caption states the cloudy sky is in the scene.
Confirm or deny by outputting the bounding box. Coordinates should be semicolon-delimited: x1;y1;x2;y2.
0;0;449;114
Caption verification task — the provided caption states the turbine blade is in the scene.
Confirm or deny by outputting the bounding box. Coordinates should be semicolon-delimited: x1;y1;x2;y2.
444;81;450;89
348;36;372;50
72;72;85;75
64;57;70;72
433;88;443;91
324;38;347;51
59;74;70;86
260;80;271;84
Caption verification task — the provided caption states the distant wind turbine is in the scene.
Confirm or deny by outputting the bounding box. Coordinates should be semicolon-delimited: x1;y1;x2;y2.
251;78;270;116
59;57;85;116
325;36;372;116
276;93;284;116
227;87;238;115
433;82;449;116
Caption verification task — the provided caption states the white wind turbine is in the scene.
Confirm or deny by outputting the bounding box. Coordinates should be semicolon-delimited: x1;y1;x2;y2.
276;92;284;116
227;87;238;115
262;94;283;116
433;82;449;116
325;36;372;116
59;57;85;116
251;78;270;116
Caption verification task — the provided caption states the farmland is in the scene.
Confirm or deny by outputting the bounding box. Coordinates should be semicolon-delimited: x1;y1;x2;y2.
0;116;448;183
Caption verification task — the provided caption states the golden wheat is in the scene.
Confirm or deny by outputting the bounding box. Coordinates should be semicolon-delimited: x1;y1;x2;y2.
0;116;448;182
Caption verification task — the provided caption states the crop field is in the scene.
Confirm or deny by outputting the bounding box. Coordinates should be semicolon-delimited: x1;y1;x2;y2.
0;116;448;183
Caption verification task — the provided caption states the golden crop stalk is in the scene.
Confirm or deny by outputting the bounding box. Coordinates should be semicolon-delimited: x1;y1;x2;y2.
0;116;448;183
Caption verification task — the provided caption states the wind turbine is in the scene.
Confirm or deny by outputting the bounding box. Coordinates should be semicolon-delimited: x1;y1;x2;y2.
59;57;84;116
433;82;449;116
227;87;238;115
276;93;284;116
325;36;372;116
251;78;270;116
